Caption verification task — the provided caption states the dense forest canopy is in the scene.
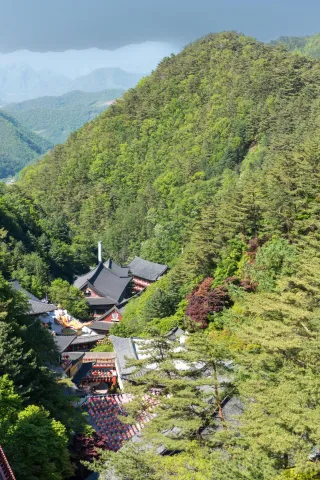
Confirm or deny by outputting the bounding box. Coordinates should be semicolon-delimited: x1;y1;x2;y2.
20;32;320;267
271;32;320;59
0;182;81;297
0;31;318;478
3;89;124;145
0;276;89;479
0;110;52;178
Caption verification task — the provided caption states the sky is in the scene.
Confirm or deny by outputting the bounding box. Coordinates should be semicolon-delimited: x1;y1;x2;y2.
0;43;179;78
0;0;320;53
0;0;320;79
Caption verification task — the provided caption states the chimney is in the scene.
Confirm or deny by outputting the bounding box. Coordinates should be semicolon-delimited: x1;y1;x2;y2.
98;241;103;263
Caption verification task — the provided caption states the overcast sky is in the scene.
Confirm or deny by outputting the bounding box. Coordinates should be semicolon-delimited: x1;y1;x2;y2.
0;0;320;53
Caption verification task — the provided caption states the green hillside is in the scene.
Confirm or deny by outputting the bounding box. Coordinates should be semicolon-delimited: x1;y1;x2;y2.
20;32;320;266
0;179;83;296
19;32;320;478
271;32;320;58
0;111;52;178
3;89;124;145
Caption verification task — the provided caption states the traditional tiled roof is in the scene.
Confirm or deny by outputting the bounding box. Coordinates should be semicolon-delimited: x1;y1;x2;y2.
55;335;77;353
29;300;56;315
90;321;115;333
128;257;168;282
73;263;101;289
83;352;116;361
74;262;132;304
71;334;106;346
92;305;125;322
10;280;56;315
86;297;117;306
64;352;85;364
110;335;138;377
10;280;40;301
104;259;130;278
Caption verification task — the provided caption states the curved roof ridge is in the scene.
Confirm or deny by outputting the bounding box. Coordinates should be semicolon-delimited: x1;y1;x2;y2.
73;262;102;289
128;256;168;282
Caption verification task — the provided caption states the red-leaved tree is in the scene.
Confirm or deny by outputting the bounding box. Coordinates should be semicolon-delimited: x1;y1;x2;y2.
185;278;232;329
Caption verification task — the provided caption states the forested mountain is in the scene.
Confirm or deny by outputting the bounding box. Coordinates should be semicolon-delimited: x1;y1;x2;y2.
17;32;320;478
0;111;52;178
0;182;81;296
272;32;320;58
69;67;143;92
3;89;124;145
20;32;320;267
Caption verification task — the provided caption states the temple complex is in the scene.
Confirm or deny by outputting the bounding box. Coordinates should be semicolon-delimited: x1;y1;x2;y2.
73;243;168;320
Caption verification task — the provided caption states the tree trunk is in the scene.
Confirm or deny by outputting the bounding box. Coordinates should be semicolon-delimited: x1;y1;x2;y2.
212;361;226;427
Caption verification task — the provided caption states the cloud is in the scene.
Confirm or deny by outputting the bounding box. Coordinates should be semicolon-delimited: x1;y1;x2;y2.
0;0;320;52
0;43;179;78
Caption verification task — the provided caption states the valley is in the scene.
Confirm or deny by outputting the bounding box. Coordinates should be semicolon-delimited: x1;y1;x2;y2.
3;89;125;145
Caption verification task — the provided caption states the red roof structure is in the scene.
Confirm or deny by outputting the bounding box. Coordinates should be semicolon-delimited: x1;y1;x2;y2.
0;446;15;480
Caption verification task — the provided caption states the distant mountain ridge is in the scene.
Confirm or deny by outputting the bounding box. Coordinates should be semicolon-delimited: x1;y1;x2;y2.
69;68;143;92
0;110;52;178
0;64;144;102
3;89;124;145
0;64;70;102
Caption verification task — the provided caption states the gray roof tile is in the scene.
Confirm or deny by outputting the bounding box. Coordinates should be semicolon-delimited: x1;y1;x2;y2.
90;321;114;332
71;334;106;345
55;335;77;353
74;262;132;304
64;352;85;363
104;259;130;277
29;300;56;315
110;335;138;376
73;264;101;289
164;326;185;341
10;280;40;301
10;280;56;315
128;257;168;282
86;297;116;306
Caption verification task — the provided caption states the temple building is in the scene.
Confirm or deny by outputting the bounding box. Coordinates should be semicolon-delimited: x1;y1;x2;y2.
73;243;132;318
55;334;106;354
73;243;169;319
128;256;168;292
10;280;56;316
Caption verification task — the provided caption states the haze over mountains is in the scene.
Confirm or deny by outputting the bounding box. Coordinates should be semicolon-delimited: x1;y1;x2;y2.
0;42;179;102
0;42;181;176
0;65;142;102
